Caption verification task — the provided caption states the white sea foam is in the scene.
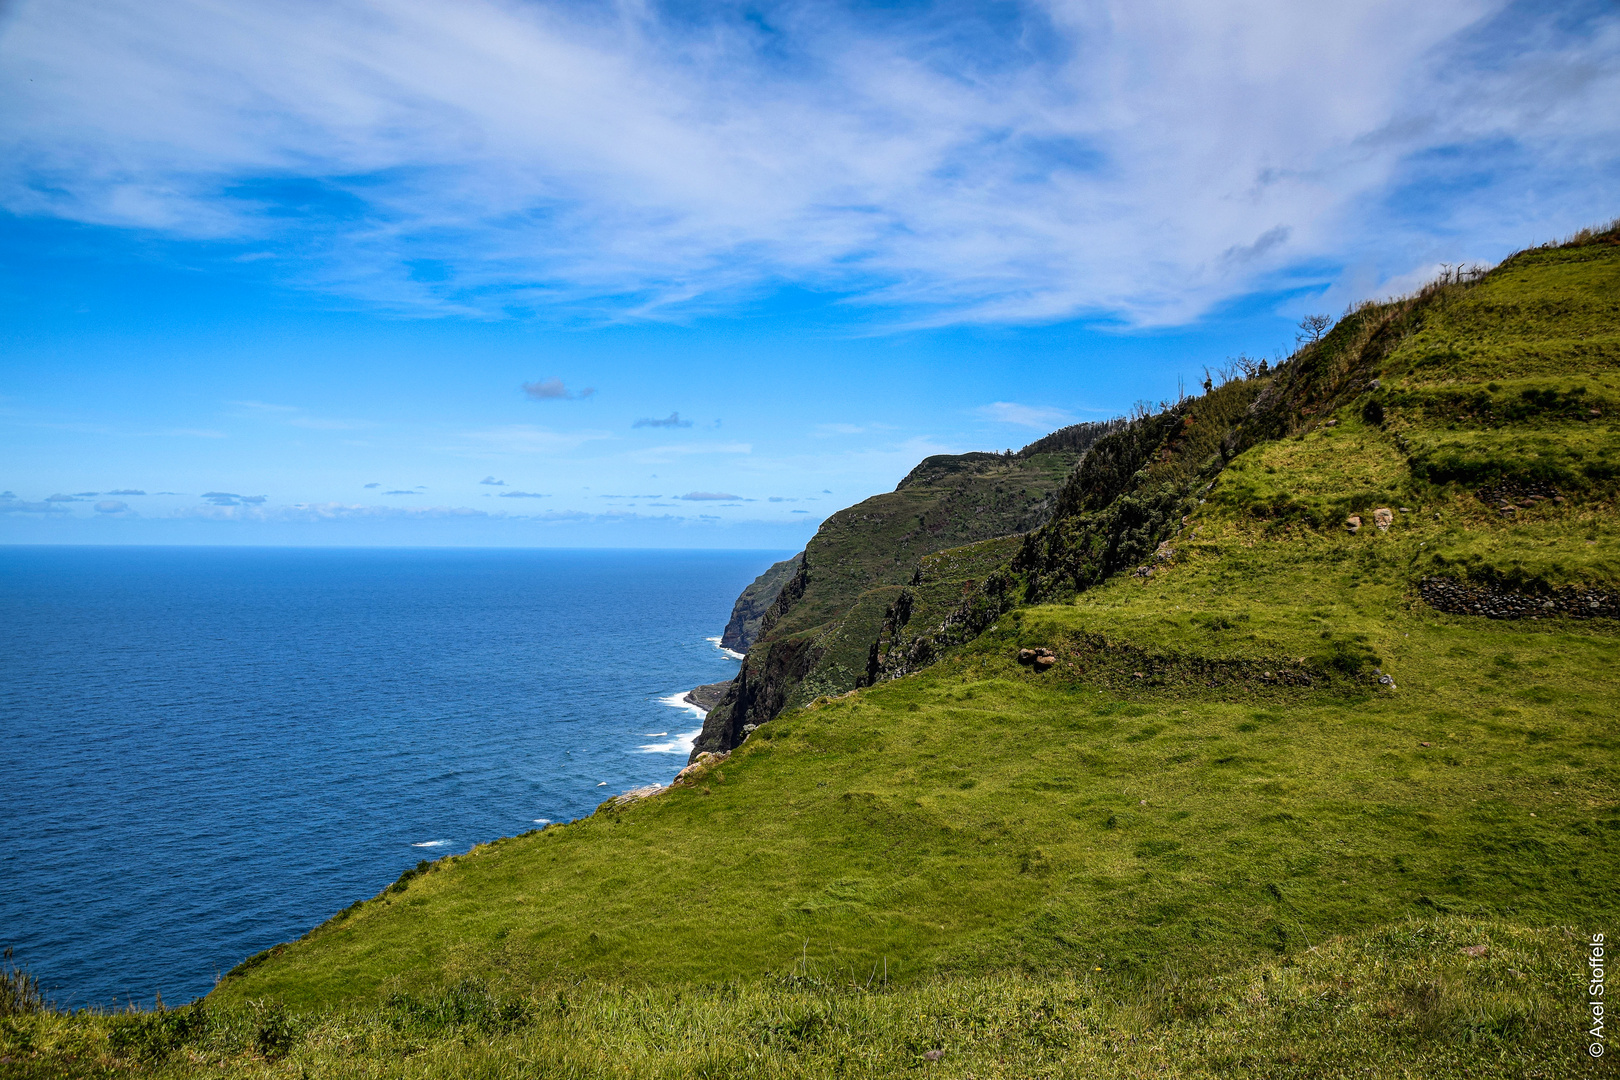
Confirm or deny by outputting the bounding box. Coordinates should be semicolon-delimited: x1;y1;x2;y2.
637;726;703;755
532;818;550;825
707;635;745;661
411;840;450;848
643;732;668;737
596;781;608;786
658;690;707;720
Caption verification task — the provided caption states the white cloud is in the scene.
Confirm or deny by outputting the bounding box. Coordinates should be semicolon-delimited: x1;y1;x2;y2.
812;422;896;437
0;492;70;514
976;402;1076;428
628;441;752;463
1;0;1615;325
167;500;774;529
179;501;494;522
231;400;369;430
454;424;614;455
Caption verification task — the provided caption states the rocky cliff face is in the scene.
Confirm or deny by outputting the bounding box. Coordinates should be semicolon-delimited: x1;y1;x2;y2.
719;554;802;652
689;424;1121;761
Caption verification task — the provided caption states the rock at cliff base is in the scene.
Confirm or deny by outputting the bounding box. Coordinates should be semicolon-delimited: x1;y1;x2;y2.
683;681;731;712
673;751;728;785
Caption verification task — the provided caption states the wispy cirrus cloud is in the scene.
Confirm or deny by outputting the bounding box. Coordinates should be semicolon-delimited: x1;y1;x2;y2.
156;429;227;439
813;422;894;437
231;400;370;430
976;402;1076;429
625;440;752;466
454;425;614;455
2;0;1613;326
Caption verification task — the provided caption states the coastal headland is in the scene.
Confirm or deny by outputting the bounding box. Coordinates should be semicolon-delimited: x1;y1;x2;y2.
8;221;1619;1077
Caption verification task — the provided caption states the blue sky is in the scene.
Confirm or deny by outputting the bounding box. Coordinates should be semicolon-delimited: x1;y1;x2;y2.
2;0;1616;547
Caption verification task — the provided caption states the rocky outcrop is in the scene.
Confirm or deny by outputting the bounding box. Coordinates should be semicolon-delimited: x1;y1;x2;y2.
683;681;732;712
672;751;728;786
1419;576;1620;619
690;634;819;759
719;554;802;652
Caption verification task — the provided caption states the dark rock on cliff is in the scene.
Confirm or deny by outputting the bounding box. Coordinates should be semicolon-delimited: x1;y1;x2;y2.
719;554;802;652
683;681;733;712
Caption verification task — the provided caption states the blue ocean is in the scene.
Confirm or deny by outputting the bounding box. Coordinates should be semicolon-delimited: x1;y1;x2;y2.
0;546;777;1009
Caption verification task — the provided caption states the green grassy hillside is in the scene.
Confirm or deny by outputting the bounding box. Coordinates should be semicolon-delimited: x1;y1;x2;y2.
6;224;1615;1078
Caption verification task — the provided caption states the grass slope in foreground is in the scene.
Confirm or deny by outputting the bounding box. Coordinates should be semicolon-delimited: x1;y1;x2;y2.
3;921;1594;1077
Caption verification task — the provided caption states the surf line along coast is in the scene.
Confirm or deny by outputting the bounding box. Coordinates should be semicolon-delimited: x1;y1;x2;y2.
608;680;737;810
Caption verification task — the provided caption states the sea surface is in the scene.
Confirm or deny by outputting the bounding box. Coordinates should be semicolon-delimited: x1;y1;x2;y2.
0;546;778;1008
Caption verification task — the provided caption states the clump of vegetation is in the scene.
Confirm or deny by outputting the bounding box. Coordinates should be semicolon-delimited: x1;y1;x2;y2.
1;946;45;1017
